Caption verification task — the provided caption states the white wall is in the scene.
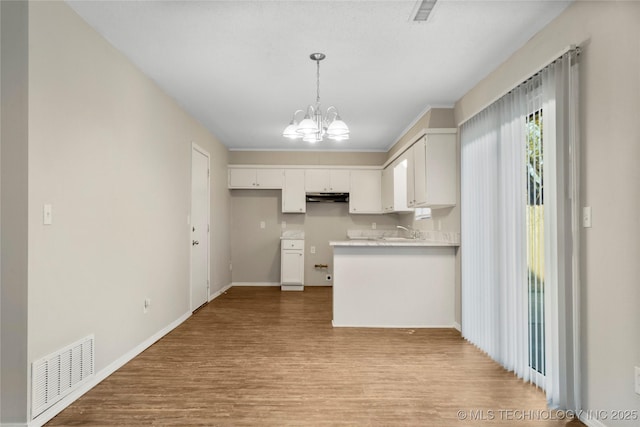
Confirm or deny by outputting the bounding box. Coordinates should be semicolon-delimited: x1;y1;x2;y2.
20;1;230;423
455;1;640;423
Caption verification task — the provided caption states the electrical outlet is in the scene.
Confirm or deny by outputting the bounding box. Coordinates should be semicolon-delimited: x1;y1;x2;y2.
635;366;640;395
583;206;592;228
325;274;332;281
372;222;377;230
310;246;316;254
43;204;53;225
260;221;266;229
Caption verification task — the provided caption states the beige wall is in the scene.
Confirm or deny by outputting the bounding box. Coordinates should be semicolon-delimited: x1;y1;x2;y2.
231;190;399;285
386;108;456;161
229;150;386;166
22;2;230;423
1;1;29;422
455;1;640;422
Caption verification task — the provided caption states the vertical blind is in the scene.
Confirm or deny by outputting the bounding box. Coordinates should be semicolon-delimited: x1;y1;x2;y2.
461;48;580;411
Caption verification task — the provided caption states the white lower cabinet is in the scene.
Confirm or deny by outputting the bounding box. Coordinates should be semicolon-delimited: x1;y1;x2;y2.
281;239;304;291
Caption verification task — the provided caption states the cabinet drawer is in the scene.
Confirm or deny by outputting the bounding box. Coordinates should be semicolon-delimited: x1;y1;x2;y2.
282;239;304;250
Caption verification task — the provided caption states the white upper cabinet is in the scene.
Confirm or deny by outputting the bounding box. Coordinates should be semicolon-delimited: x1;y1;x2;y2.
382;159;413;214
304;169;350;192
423;132;457;208
404;130;457;208
391;158;413;213
349;170;382;214
228;168;283;189
404;137;428;208
282;169;306;213
381;166;393;213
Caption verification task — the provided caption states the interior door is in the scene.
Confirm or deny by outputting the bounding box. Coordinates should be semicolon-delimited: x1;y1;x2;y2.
190;144;210;311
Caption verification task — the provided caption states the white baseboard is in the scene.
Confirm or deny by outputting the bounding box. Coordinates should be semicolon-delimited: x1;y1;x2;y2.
578;412;608;427
28;312;191;427
208;283;232;301
230;282;280;287
453;322;461;332
229;283;332;288
332;321;460;329
2;423;28;427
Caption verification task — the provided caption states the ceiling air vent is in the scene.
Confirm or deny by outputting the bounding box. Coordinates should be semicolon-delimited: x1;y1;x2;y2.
411;0;438;22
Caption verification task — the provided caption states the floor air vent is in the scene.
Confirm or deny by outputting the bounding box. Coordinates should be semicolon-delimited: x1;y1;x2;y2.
31;335;95;419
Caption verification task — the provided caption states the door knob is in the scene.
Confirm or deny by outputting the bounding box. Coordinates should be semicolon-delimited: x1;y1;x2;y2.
192;240;199;246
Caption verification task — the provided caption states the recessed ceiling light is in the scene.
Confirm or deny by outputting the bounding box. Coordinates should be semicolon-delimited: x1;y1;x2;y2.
411;0;438;22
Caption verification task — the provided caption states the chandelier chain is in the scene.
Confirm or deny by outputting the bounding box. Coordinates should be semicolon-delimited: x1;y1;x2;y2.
316;58;321;104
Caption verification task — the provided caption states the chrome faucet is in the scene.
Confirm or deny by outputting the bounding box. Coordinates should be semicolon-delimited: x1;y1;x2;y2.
397;225;418;239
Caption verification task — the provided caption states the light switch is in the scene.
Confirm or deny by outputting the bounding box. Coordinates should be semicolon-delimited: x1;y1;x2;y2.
260;221;266;229
310;246;316;254
371;222;377;230
582;206;592;228
43;204;53;225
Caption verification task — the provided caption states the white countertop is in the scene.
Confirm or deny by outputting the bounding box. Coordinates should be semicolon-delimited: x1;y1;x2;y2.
280;230;305;240
330;239;458;247
333;229;460;247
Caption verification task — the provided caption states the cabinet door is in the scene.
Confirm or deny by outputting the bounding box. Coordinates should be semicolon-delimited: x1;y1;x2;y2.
281;250;304;284
304;169;329;192
328;170;350;192
282;169;306;213
349;170;382;214
405;147;416;207
391;158;413;213
413;137;428;206
256;169;283;189
424;133;457;207
228;169;256;188
381;167;393;212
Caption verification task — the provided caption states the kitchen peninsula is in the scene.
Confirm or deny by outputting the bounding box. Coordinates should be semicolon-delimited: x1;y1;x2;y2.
330;236;458;328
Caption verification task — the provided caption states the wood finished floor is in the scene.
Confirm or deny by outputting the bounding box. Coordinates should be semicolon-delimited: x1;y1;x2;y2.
48;287;583;426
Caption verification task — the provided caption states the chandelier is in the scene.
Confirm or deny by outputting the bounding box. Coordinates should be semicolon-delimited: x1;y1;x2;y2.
282;53;349;143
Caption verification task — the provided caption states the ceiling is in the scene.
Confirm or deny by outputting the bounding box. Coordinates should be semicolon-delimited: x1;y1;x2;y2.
66;0;572;152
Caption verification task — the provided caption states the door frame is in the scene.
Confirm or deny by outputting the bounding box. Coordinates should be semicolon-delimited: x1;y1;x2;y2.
190;142;211;311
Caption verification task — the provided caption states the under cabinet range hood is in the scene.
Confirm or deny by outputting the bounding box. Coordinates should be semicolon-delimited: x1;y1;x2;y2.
305;192;349;203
